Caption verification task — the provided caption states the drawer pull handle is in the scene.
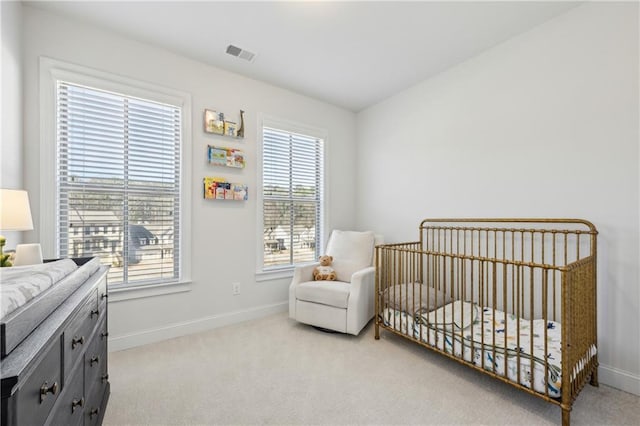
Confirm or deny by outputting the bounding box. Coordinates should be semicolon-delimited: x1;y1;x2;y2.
101;373;109;383
101;293;108;300
90;356;100;366
72;397;84;413
91;309;100;318
39;381;58;403
101;331;109;340
89;407;100;419
72;336;85;349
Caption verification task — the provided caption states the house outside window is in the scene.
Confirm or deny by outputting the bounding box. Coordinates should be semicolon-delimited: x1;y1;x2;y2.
259;118;326;273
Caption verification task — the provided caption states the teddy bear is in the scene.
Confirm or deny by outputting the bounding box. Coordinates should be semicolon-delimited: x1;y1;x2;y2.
313;255;337;281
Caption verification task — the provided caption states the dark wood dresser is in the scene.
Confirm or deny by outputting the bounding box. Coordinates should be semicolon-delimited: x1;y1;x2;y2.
1;265;110;426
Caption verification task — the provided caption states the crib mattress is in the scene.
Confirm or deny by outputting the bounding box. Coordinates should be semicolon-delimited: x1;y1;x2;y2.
0;257;101;357
382;300;566;397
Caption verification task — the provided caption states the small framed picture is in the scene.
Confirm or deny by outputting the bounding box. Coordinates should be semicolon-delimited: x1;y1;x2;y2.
224;121;237;137
204;109;224;134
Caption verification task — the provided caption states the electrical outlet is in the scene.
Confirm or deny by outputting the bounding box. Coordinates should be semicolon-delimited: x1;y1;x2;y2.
232;282;240;296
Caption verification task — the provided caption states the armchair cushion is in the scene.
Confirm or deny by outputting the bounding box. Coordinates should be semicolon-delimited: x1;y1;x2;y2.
325;230;375;282
296;281;351;309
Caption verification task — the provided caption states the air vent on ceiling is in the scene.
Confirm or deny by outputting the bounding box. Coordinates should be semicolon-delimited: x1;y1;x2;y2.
226;44;256;62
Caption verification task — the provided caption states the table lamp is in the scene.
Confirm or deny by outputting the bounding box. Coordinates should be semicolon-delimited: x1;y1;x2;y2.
0;189;35;267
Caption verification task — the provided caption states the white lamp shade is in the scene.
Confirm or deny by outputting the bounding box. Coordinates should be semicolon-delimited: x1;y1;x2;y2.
0;189;34;231
14;243;43;266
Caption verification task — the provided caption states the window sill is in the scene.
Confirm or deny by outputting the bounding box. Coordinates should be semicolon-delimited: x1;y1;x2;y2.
255;267;294;282
108;280;192;302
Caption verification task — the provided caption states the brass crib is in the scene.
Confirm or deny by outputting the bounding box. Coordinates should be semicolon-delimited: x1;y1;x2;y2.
375;218;598;426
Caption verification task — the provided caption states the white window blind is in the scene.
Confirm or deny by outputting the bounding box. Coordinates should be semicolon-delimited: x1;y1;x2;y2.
262;126;324;269
56;81;181;286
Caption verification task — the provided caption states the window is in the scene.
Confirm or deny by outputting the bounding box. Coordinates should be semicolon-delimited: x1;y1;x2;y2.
261;121;325;271
55;80;182;287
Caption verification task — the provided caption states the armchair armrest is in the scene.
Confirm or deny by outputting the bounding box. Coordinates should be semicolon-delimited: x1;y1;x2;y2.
291;263;319;286
349;266;375;289
289;262;319;319
346;266;376;335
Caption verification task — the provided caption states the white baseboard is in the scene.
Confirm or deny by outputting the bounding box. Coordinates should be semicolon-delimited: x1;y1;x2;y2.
108;301;288;352
599;364;640;396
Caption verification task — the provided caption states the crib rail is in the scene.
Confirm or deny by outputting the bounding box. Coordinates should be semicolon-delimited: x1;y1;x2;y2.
375;218;597;426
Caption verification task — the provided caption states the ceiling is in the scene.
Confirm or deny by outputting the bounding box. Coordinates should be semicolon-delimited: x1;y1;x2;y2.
27;1;580;112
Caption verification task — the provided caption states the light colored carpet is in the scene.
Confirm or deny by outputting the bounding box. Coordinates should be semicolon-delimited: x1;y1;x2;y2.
104;312;639;425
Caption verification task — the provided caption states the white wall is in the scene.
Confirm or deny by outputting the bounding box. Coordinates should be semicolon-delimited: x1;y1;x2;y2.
21;6;357;348
1;1;24;248
356;2;639;394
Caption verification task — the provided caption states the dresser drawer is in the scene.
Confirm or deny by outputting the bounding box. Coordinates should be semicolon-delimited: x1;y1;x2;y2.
84;318;107;396
46;361;84;426
15;339;62;426
64;290;99;378
85;377;108;426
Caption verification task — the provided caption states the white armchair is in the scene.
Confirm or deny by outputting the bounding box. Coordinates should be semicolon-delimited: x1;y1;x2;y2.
289;230;383;335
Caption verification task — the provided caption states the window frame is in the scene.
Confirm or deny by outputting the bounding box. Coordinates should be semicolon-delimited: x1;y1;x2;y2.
39;57;192;295
255;114;328;281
